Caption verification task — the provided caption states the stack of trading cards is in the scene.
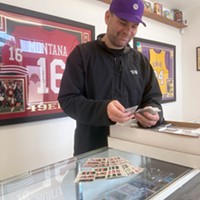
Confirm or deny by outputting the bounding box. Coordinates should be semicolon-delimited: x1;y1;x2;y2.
74;156;143;183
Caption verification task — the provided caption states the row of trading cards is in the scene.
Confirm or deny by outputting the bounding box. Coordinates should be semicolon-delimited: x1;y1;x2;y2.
74;156;143;182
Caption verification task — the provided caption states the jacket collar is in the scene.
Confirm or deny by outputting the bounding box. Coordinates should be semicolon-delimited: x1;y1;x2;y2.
97;34;132;55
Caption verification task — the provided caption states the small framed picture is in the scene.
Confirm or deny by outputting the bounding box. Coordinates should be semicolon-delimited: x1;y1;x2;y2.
196;47;200;71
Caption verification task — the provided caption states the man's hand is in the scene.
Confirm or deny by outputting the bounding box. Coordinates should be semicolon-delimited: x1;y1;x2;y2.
135;106;160;127
107;100;134;123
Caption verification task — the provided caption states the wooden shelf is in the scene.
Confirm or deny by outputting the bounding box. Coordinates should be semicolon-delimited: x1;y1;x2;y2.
98;0;187;29
144;10;187;29
99;0;112;3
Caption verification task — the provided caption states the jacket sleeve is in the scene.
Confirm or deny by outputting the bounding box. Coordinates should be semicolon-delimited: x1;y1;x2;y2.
58;45;114;126
137;54;165;126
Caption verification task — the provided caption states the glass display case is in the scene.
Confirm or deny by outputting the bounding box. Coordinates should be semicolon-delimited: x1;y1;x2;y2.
0;147;197;200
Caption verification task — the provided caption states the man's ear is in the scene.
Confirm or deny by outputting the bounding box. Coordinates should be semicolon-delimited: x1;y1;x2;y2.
105;10;111;25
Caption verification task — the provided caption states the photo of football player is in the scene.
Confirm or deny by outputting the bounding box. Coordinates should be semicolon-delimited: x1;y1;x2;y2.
0;79;24;113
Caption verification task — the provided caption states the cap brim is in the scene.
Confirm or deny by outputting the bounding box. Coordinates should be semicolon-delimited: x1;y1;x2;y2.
115;12;146;27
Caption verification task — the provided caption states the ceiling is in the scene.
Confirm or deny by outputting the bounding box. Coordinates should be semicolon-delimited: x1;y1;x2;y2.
150;0;199;13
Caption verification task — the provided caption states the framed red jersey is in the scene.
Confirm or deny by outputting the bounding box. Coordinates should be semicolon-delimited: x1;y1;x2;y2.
0;3;95;125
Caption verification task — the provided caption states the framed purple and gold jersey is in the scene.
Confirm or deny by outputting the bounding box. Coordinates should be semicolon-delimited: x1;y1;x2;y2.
134;37;176;103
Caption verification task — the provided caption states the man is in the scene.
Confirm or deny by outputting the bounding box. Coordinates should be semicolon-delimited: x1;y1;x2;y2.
58;0;164;156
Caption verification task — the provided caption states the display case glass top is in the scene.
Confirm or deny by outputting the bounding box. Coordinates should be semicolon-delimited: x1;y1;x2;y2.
0;147;192;200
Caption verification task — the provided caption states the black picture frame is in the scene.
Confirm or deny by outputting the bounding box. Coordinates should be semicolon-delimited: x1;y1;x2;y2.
133;37;176;103
0;3;95;126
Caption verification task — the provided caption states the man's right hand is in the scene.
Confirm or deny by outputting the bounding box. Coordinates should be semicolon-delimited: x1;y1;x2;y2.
107;100;134;123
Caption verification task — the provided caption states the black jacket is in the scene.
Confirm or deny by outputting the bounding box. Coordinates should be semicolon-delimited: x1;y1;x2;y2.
58;34;164;155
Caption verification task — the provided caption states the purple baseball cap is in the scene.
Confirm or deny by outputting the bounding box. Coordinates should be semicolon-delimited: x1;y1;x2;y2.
109;0;146;26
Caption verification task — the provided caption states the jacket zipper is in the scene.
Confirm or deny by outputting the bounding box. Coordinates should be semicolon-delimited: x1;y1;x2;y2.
114;57;122;90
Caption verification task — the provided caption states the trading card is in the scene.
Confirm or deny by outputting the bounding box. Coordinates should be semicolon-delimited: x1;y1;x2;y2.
108;157;119;166
93;167;109;179
108;156;122;166
97;158;109;167
132;166;144;174
135;107;161;115
83;157;108;167
109;156;129;165
116;157;130;165
121;163;144;175
121;163;135;175
74;170;96;183
107;165;126;179
124;105;138;114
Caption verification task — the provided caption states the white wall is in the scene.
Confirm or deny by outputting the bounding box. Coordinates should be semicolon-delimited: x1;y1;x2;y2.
182;6;200;122
0;117;75;179
0;0;190;179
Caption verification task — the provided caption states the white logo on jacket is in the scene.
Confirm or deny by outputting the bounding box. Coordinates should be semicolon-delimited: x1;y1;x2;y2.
130;70;138;74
